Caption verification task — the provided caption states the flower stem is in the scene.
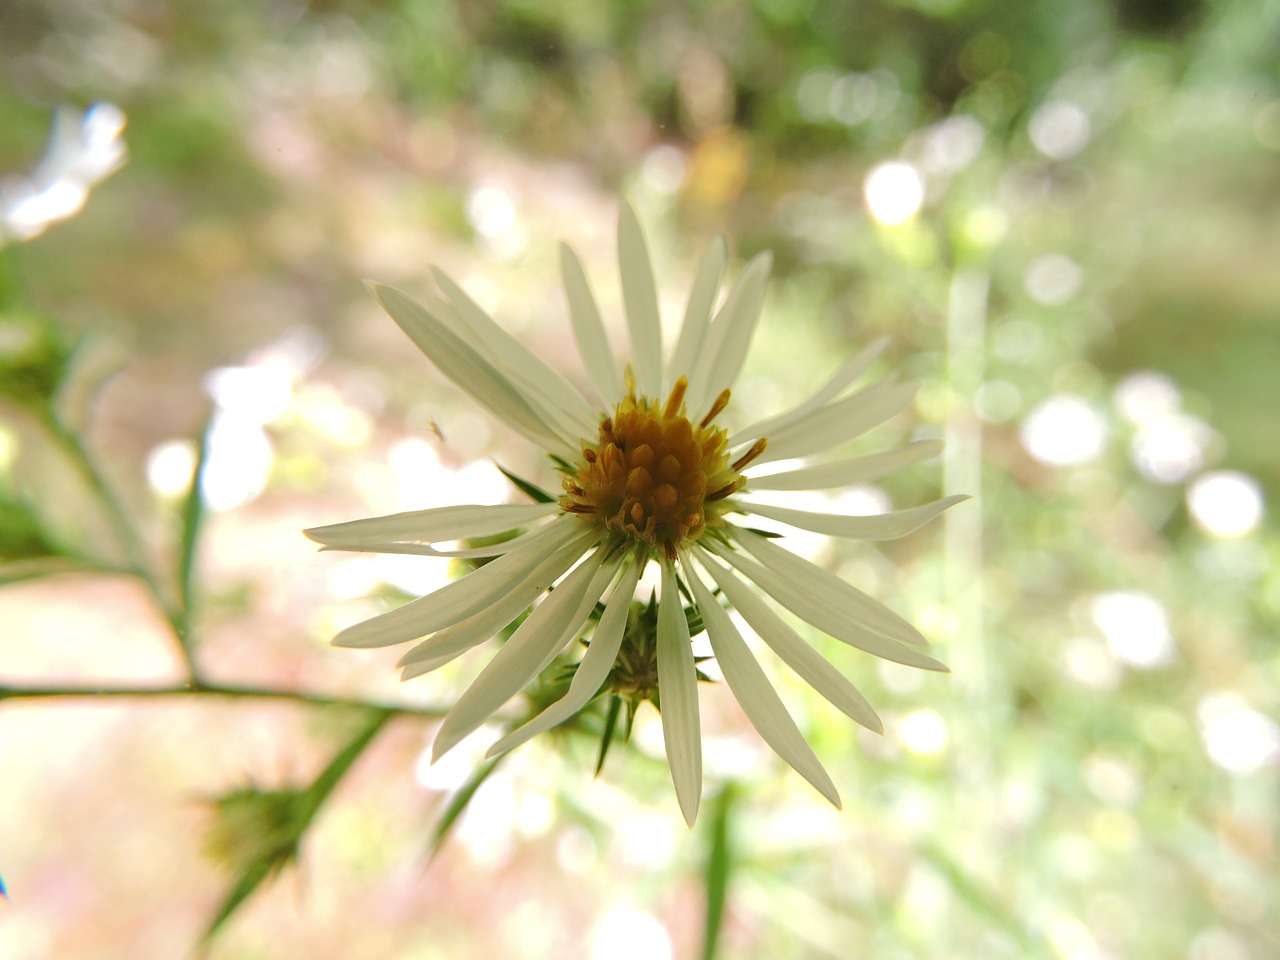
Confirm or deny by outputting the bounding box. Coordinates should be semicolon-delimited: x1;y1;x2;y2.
0;679;448;718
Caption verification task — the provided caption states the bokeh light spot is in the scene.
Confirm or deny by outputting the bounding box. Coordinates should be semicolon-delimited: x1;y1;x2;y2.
145;440;196;498
1091;591;1174;669
1030;101;1091;160
1187;471;1264;538
1114;371;1181;425
1024;253;1082;305
1198;693;1280;773
590;907;673;960
864;162;925;225
1020;395;1107;466
897;708;949;756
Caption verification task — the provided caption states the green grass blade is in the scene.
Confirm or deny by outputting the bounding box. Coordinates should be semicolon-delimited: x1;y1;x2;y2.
700;782;737;960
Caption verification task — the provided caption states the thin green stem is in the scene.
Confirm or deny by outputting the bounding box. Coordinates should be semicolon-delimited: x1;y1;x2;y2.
0;680;448;719
40;409;198;675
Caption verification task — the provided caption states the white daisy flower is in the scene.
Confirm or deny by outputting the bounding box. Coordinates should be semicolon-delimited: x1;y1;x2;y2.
307;202;965;825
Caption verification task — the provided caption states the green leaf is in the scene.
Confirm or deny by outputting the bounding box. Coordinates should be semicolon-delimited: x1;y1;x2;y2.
0;556;125;586
494;461;557;504
201;860;278;950
700;783;736;960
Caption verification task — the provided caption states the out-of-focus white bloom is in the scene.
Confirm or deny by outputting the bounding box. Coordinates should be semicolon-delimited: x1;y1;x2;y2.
1;103;127;245
197;334;320;513
308;204;963;824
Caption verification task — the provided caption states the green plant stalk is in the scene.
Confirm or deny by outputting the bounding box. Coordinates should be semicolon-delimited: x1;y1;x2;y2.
40;409;198;674
0;680;449;718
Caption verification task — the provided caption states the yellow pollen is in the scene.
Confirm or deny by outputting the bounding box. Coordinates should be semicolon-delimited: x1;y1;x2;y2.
560;378;756;558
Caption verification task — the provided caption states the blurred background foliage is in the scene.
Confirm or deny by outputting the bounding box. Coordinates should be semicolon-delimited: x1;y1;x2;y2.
1;0;1278;958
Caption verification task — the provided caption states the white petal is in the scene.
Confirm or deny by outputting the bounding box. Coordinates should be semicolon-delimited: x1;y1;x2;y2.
687;252;772;421
730;337;888;445
707;537;948;671
747;379;920;466
396;537;591;670
740;494;968;541
432;268;597;439
370;283;569;454
618;201;663;396
395;648;464;678
685;558;841;808
745;439;943;492
432;547;611;760
729;529;931;648
485;557;644;758
694;550;882;733
357;522;560;559
658;560;701;826
304;502;558;550
332;521;589;648
667;236;726;385
529;559;622;679
560;243;621;404
423;294;588;454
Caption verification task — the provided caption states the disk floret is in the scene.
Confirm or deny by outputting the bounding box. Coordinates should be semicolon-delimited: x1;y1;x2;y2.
560;374;765;560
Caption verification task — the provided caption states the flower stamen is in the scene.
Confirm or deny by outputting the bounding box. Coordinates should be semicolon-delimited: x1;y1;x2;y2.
700;389;732;428
560;377;757;558
731;437;769;473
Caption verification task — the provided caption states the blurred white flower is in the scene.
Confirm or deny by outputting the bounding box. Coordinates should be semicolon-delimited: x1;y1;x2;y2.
1;103;127;245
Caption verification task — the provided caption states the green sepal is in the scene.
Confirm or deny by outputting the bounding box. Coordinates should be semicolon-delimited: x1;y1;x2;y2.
494;461;557;504
548;452;577;475
595;694;623;776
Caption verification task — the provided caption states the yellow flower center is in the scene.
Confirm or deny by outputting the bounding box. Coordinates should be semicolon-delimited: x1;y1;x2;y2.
560;374;767;560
